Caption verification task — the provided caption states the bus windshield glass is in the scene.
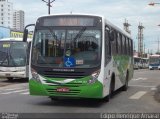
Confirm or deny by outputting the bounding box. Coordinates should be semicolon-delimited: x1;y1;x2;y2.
149;57;160;64
134;57;141;63
32;28;101;68
0;41;27;67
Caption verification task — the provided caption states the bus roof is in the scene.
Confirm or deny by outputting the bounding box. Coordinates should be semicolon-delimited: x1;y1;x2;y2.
36;13;132;40
38;13;105;19
104;18;132;39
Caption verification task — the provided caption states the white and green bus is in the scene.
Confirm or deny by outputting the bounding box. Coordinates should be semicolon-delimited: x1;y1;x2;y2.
23;14;133;101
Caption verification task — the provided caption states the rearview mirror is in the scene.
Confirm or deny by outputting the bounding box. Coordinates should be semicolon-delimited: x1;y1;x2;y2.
23;29;28;42
23;24;35;42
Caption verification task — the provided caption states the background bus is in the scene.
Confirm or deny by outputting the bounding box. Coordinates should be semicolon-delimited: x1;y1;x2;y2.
141;58;149;69
23;14;133;101
0;38;31;81
149;54;160;70
133;57;149;69
133;56;141;69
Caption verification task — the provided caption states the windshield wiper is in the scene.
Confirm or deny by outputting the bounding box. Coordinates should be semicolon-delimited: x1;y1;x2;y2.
0;51;9;66
74;27;87;41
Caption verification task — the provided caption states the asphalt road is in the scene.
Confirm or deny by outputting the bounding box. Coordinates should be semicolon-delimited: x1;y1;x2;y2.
0;69;159;118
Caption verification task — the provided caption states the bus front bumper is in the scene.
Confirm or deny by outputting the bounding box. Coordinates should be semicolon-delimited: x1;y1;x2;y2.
29;80;103;99
149;66;159;70
0;71;27;78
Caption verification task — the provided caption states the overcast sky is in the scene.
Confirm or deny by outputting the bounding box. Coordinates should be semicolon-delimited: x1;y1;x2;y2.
9;0;160;53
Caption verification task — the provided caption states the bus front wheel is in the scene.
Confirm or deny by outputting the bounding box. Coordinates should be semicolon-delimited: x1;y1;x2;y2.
50;97;59;101
7;77;13;81
121;73;129;91
104;76;115;102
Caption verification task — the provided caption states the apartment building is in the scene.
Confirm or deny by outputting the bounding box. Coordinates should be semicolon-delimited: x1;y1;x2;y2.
13;10;25;31
0;0;13;28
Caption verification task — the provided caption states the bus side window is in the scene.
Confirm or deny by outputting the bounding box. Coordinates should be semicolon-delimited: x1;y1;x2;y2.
122;35;125;54
105;28;111;65
115;32;118;54
125;37;129;55
131;40;133;56
112;31;117;55
119;34;122;54
129;39;131;56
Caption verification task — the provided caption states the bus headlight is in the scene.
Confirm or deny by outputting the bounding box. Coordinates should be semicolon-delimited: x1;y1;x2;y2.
88;70;100;84
31;68;41;83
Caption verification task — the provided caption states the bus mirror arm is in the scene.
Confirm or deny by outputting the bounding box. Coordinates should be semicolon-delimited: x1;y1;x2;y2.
23;24;35;42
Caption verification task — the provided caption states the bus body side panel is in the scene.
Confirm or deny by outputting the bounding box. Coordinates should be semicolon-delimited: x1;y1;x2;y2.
113;55;133;90
102;60;113;97
101;55;133;98
102;19;134;96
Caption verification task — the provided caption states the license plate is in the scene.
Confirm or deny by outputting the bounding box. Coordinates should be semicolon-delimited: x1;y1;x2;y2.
56;87;70;92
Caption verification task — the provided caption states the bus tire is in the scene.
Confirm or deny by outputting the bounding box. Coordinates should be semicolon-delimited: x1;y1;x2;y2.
50;97;59;101
104;75;115;102
121;72;129;91
7;77;13;81
23;78;29;81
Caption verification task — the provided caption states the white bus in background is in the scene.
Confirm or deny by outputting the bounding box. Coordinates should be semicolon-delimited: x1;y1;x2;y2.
133;56;149;69
141;58;149;69
149;54;160;70
133;56;141;69
0;38;31;81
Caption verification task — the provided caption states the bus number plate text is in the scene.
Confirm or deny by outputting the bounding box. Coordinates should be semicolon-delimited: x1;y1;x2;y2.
56;87;70;92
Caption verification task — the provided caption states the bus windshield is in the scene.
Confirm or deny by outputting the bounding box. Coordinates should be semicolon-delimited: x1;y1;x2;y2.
134;57;141;63
149;57;160;64
32;28;101;68
0;41;27;67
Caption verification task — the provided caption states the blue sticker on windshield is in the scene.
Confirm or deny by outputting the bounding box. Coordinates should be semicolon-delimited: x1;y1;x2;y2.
64;57;75;67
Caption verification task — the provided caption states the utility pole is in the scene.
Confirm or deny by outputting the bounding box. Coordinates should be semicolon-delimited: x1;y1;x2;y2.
42;0;55;15
138;22;144;57
156;37;160;54
158;38;160;54
144;43;145;57
134;42;136;51
123;19;131;34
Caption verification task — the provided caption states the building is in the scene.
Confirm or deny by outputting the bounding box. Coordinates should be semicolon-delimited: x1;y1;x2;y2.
0;0;13;28
0;26;10;39
10;29;33;39
13;10;25;31
0;26;33;39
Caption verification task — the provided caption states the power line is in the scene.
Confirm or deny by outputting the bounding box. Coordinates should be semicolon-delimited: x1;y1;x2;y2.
156;37;160;53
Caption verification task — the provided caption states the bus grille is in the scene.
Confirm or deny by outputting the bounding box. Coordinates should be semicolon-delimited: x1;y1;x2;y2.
44;80;83;87
46;88;80;96
43;71;85;78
